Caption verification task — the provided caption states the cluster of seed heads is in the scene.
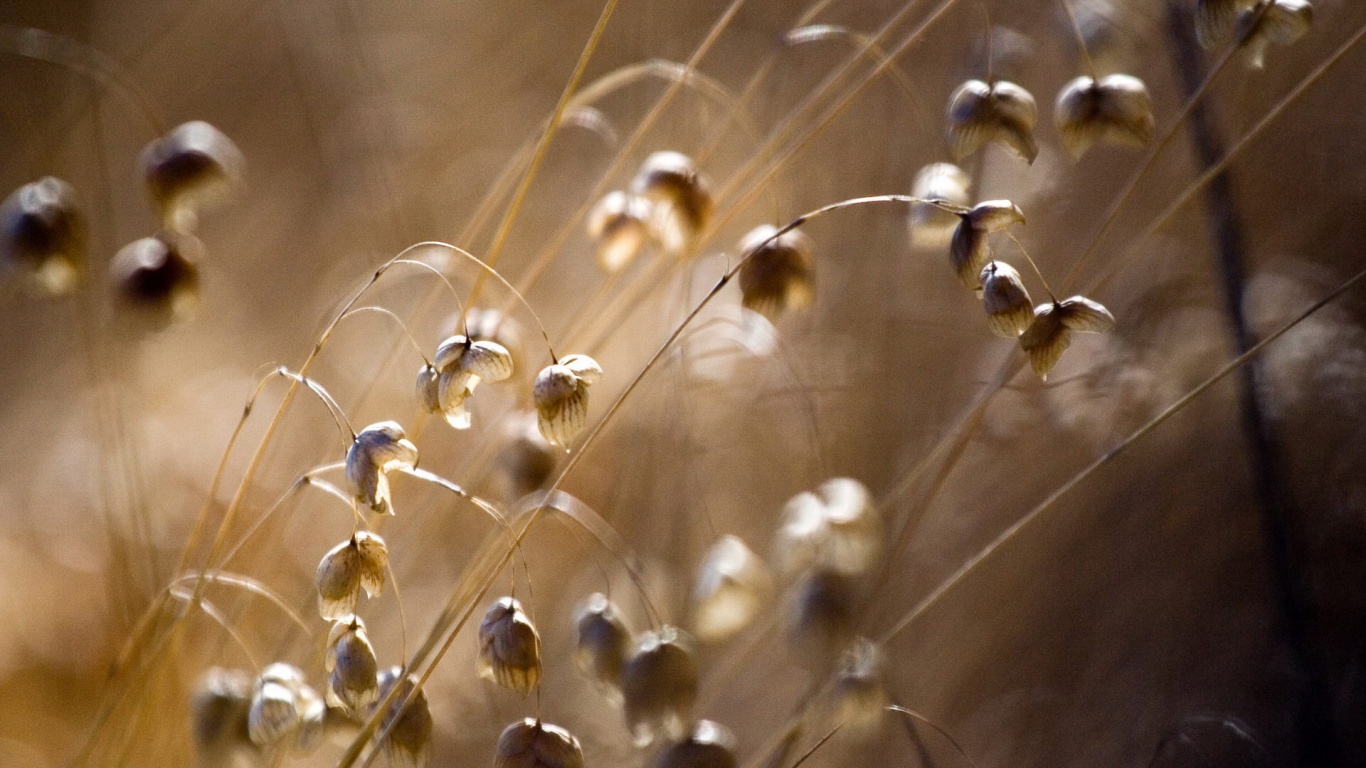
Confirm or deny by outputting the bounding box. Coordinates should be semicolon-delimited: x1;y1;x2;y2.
588;150;714;269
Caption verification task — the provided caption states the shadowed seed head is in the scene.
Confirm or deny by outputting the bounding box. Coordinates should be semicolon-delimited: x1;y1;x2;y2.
1019;296;1116;378
947;79;1039;163
494;719;585;768
247;663;325;753
374;667;433;768
949;201;1026;291
631;151;713;256
588;190;655;273
653;720;738;768
139;120;245;232
1237;0;1314;69
620;626;699;746
478;596;542;695
0;176;85;296
325;616;379;712
980;261;1035;338
1054;74;1155;157
573;592;631;695
737;225;816;322
784;570;857;671
110;230;202;326
191;667;259;767
692;535;773;643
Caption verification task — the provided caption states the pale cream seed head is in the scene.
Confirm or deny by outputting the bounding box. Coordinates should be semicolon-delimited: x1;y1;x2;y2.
980;261;1035;338
478;597;543;695
345;422;419;514
1237;0;1313;69
736;225;816;322
573;592;631;694
908;162;971;249
248;663;325;753
587;190;655;273
692;535;773;643
375;667;433;768
139;120;245;232
631;151;713;256
1019;296;1115;378
315;531;388;620
533;355;602;449
415;363;441;415
1054;74;1155;157
653;721;738;768
947;79;1039;163
494;719;585;768
620;626;700;746
326;616;380;712
1;176;86;296
775;478;881;579
950;201;1025;291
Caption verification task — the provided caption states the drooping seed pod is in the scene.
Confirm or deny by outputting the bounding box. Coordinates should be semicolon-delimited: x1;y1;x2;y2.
979;261;1034;338
494;412;558;502
653;720;737;768
247;663;326;753
315;530;389;619
774;478;881;579
1197;0;1254;48
326;616;380;711
140;120;245;231
110;230;202;326
908;163;971;250
345;421;419;515
374;667;433;768
784;571;857;671
1054;74;1155;157
494;718;585;768
830;637;890;736
573;593;631;694
191;667;260;768
415;363;441;416
949;200;1026;292
432;334;516;430
631;151;713;256
461;307;527;376
736;225;816;322
946;79;1039;163
1237;0;1313;70
692;535;773;643
620;626;699;746
533;354;603;449
478;596;542;695
1019;296;1116;378
0;176;85;296
587;190;655;273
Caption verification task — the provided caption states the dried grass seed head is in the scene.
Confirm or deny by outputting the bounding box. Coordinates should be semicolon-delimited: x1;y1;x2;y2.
784;570;857;671
248;663;325;753
0;176;85;296
736;225;816;321
494;719;585;768
949;200;1026;291
980;261;1035;338
191;667;259;767
1197;0;1256;48
533;354;602;449
692;535;773;643
1019;296;1116;378
653;721;738;768
946;79;1039;163
908;162;971;249
110;230;202;326
375;667;433;768
461;307;527;373
587;190;655;273
630;151;713;256
1238;0;1314;69
345;421;419;515
140;120;245;232
573;592;631;693
325;616;380;711
315;530;389;620
620;626;700;746
432;334;515;429
416;363;442;415
775;477;881;579
831;637;890;735
478;596;543;695
1054;74;1155;157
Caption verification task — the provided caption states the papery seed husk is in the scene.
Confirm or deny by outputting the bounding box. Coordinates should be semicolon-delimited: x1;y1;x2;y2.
737;225;816;321
588;191;654;273
653;720;738;768
534;365;590;448
692;535;773;642
574;593;631;692
947;80;1038;163
1238;0;1313;69
980;261;1035;338
437;366;477;430
326;618;379;711
464;340;515;382
1057;296;1116;333
620;626;699;746
968;200;1026;232
946;80;994;160
478;597;543;695
375;668;433;768
785;571;856;671
1;176;86;296
1019;303;1070;378
949;221;990;291
248;680;300;748
494;719;585;768
631;151;713;255
140;121;245;231
346;422;418;514
559;354;603;385
1055;75;1154;156
317;540;362;620
1197;0;1250;47
415;364;441;415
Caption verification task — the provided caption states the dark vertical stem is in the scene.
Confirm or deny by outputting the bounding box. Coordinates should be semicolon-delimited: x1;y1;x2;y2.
1164;5;1335;766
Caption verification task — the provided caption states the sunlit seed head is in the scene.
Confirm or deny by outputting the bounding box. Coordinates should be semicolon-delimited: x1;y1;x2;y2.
326;617;380;712
1237;0;1313;69
110;230;202;326
620;626;699;747
139;121;245;232
692;535;773;643
248;663;323;753
784;570;857;671
947;79;1039;163
461;308;526;373
653;720;738;768
980;261;1035;338
191;667;259;766
950;201;1026;291
533;355;602;449
1054;74;1155;157
478;597;543;696
1019;296;1115;378
831;637;890;736
345;422;419;515
573;592;631;694
588;190;655;273
374;667;433;768
631;151;713;256
908;163;971;249
415;363;441;415
316;531;388;620
494;719;585;768
736;225;816;322
0;176;86;296
775;478;881;579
